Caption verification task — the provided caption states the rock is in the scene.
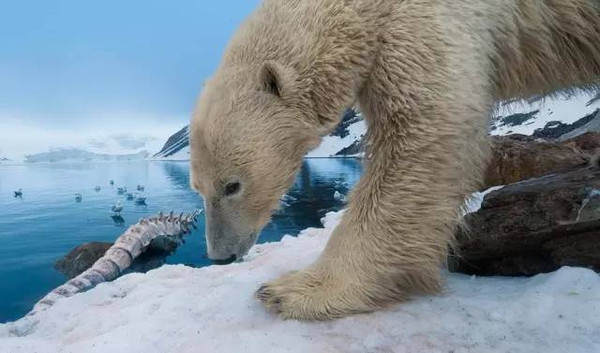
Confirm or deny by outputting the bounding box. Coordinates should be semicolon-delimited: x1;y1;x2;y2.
54;237;184;278
54;242;112;279
532;108;600;140
451;165;600;276
561;131;600;153
483;134;590;188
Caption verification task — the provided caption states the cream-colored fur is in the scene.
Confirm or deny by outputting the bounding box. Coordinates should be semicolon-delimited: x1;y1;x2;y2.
190;0;600;320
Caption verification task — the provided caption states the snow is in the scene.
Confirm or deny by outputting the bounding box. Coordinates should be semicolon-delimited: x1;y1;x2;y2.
150;91;599;161
151;126;190;160
306;92;600;157
307;120;366;157
156;146;190;161
1;211;599;353
462;185;504;215
153;118;365;160
492;93;600;136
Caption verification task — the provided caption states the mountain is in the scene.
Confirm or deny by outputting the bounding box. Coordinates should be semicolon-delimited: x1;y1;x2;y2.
154;92;600;160
153;109;366;160
491;92;600;136
24;148;149;164
307;109;366;157
314;93;600;155
532;109;600;140
2;133;166;165
152;126;190;160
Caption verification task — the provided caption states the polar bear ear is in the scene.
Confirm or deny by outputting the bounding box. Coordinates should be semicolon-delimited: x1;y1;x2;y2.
259;61;287;98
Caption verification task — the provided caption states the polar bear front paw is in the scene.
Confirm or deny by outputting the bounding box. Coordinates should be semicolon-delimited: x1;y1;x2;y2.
255;268;378;320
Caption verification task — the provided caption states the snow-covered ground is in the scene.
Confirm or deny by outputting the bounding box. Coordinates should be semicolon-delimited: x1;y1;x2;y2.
1;211;598;353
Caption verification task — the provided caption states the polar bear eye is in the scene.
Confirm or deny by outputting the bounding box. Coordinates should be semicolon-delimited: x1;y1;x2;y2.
224;181;241;197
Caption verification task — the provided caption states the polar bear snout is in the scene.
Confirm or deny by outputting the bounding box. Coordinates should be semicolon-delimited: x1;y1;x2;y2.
210;254;237;265
204;201;259;264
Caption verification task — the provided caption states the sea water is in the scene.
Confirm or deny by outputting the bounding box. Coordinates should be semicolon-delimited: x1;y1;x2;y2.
0;159;362;322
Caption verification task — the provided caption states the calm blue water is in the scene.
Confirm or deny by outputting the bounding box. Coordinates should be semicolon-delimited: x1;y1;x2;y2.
0;159;362;323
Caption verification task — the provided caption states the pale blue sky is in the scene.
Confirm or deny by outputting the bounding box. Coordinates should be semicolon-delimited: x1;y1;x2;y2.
0;0;260;157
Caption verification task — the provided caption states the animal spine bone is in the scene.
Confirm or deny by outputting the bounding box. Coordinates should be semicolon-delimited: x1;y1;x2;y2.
30;209;202;316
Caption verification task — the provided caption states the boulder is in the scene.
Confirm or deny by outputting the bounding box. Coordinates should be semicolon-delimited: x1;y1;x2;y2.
561;131;600;153
451;165;600;276
55;237;184;278
54;242;112;279
484;134;589;188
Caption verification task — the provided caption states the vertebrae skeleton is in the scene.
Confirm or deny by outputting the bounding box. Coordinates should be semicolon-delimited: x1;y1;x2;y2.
31;210;203;315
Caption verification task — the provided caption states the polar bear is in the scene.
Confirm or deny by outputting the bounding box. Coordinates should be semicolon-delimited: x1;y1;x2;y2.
190;0;600;320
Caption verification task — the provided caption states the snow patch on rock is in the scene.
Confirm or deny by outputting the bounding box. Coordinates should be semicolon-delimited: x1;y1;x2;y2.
492;93;600;136
307;120;366;157
462;185;505;215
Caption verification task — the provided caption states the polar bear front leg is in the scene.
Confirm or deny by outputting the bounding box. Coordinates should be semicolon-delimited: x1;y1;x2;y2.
257;74;492;321
257;20;493;319
255;131;478;321
256;214;417;320
257;123;489;319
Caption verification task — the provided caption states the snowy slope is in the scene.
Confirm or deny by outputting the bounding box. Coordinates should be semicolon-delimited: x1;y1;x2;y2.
155;92;600;161
154;110;366;160
307;119;366;157
160;145;190;160
491;92;600;136
307;94;600;156
1;211;599;353
152;126;190;160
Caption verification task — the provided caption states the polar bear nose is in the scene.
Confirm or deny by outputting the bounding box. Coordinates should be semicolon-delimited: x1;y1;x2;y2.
210;254;237;265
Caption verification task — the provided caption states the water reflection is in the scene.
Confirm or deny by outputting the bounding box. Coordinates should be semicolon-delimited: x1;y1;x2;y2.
162;162;191;190
111;215;125;227
0;159;362;322
261;158;362;242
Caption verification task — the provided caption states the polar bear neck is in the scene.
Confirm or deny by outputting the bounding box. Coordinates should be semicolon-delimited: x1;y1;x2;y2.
215;0;389;133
